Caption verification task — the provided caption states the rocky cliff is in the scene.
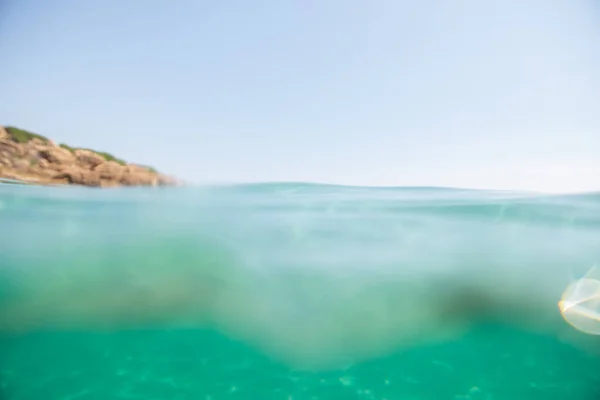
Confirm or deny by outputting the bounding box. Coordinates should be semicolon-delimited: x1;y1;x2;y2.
0;125;177;187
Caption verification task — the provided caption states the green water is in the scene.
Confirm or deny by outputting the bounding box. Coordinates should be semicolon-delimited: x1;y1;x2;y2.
2;327;600;400
1;183;600;399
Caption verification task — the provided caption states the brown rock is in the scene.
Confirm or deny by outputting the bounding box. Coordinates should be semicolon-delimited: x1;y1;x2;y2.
38;159;50;169
94;161;125;181
30;165;54;178
0;126;7;140
120;171;157;186
53;168;102;187
117;165;157;186
12;158;31;172
158;175;177;186
39;147;76;165
74;149;106;168
0;140;19;152
30;138;46;146
127;164;150;173
25;148;39;158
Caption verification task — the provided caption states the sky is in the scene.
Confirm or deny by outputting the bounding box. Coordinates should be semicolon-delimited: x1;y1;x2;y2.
0;0;598;192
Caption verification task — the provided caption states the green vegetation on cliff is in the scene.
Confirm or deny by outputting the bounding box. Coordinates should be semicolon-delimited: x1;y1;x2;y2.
4;125;158;173
59;143;126;166
5;126;49;144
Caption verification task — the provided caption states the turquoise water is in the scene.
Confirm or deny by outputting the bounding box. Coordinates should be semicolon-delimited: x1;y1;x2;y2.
1;183;600;399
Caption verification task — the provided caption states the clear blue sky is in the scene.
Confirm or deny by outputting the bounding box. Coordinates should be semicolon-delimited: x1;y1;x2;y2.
1;1;598;192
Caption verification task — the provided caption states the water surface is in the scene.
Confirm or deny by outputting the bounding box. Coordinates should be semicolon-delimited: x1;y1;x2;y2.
1;183;599;399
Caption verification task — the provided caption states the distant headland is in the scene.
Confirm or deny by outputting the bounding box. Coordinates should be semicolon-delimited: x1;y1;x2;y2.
0;125;178;187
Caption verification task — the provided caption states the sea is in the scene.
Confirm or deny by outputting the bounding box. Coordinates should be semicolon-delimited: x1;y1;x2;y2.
1;182;599;400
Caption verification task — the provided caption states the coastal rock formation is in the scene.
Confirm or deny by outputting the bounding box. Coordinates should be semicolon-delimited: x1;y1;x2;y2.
0;125;177;187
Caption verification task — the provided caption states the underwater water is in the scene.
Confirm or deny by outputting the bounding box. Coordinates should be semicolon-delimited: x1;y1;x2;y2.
1;183;600;399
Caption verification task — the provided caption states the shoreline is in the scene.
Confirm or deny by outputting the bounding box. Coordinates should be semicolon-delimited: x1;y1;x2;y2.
0;125;178;188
